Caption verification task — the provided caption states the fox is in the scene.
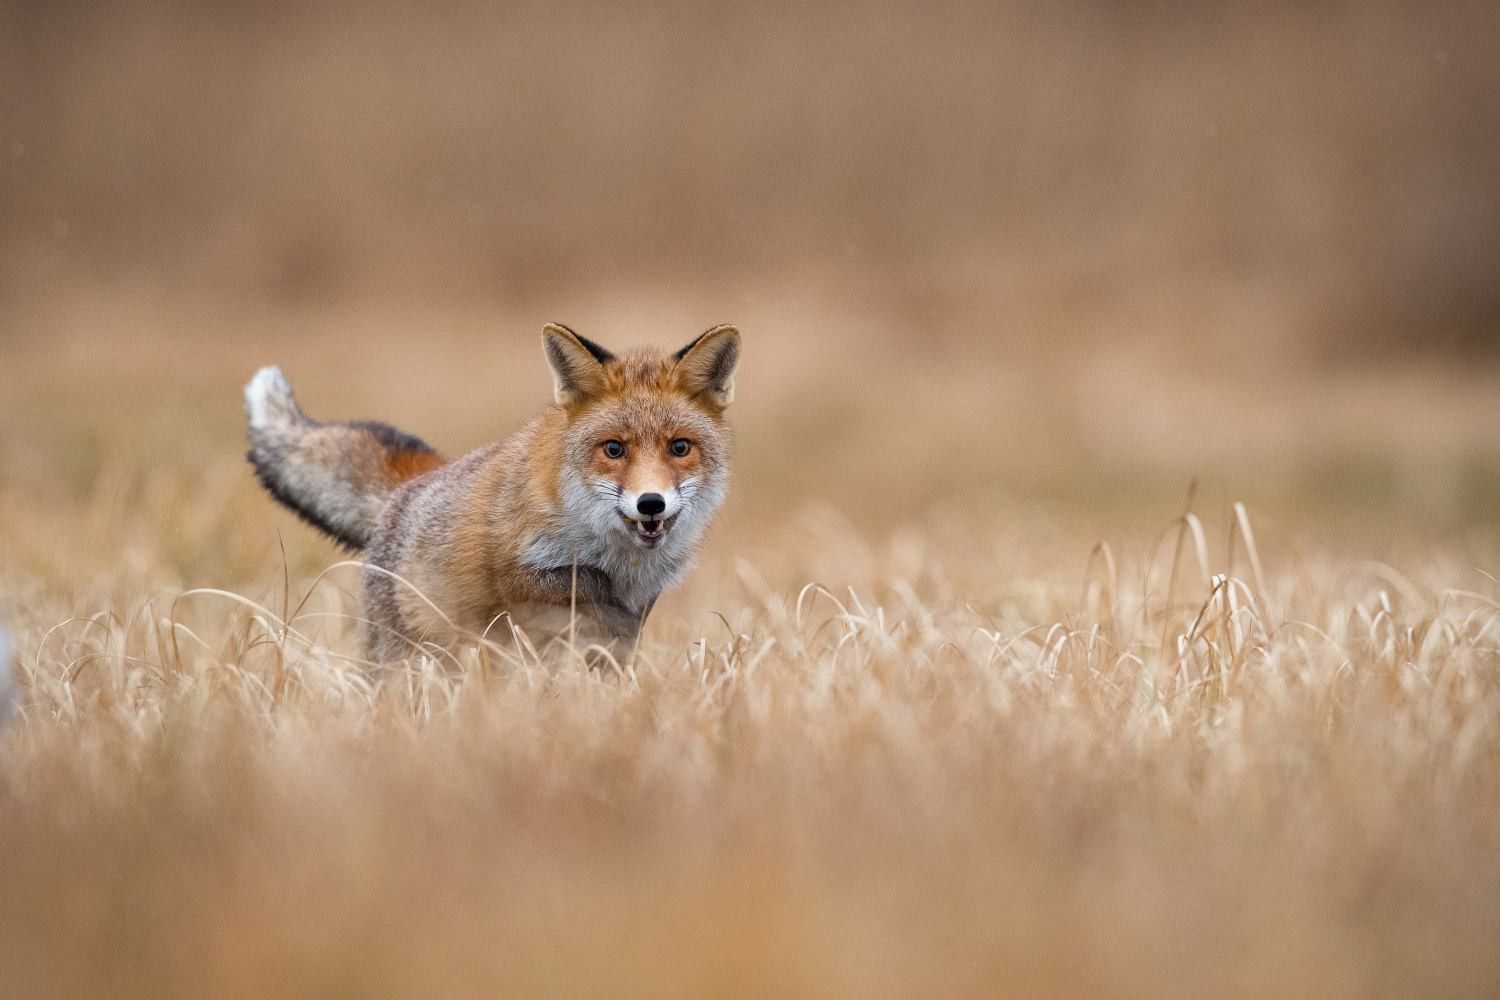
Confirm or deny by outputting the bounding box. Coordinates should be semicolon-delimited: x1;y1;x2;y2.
244;323;740;663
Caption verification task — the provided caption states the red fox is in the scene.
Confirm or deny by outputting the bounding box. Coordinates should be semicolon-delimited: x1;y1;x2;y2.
245;323;740;662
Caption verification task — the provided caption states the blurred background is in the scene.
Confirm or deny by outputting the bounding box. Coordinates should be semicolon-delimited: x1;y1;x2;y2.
2;0;1499;565
7;9;1500;995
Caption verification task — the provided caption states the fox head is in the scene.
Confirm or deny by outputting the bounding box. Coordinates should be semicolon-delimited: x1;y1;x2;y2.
541;323;740;553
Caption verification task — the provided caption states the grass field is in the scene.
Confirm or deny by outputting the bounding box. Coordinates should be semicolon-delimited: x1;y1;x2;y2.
2;2;1498;992
1;292;1498;998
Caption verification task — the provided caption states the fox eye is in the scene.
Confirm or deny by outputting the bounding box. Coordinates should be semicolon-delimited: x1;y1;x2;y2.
669;438;691;457
602;440;626;459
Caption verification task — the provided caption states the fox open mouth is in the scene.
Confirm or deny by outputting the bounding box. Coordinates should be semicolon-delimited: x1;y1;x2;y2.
621;513;676;547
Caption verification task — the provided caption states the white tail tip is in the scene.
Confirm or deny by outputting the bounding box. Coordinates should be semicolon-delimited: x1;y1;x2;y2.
245;366;297;429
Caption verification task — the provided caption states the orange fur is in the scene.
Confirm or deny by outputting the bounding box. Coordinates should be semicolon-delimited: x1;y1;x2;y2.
380;449;446;486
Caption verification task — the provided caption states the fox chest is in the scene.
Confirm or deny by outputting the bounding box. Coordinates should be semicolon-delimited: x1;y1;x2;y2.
520;530;687;614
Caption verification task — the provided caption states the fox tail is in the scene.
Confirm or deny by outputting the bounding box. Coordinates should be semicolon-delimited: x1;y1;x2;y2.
244;367;445;550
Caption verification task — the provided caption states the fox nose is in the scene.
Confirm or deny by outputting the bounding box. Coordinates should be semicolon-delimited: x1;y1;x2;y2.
636;493;666;517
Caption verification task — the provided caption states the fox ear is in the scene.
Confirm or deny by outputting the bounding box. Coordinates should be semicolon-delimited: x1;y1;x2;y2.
542;323;614;405
672;325;741;407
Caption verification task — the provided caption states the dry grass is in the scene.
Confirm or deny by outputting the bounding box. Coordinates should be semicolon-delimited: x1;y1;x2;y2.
3;4;1497;993
2;308;1499;998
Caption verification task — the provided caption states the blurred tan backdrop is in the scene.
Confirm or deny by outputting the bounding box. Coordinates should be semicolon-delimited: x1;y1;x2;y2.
2;0;1499;538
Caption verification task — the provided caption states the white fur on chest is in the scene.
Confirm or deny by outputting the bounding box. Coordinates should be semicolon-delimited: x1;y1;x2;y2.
521;472;716;613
